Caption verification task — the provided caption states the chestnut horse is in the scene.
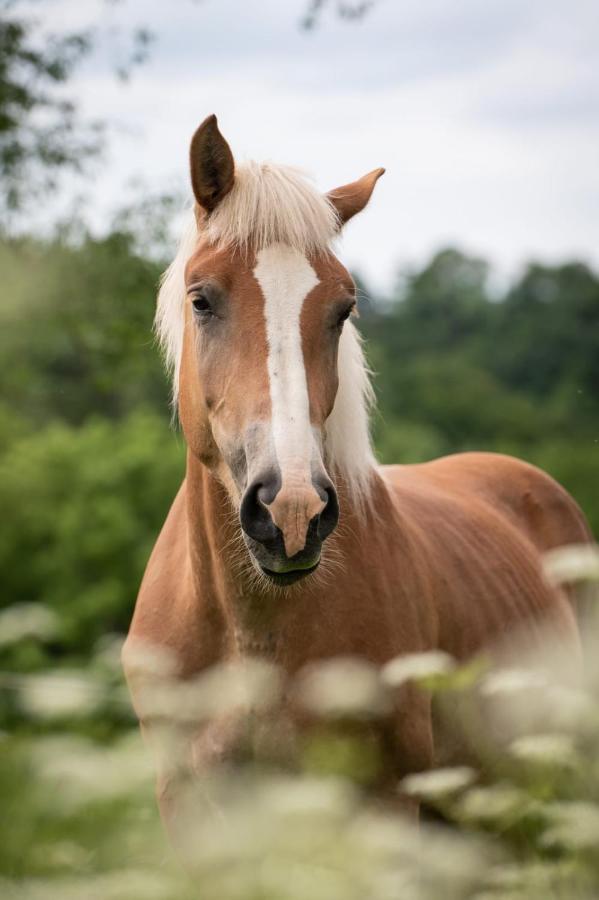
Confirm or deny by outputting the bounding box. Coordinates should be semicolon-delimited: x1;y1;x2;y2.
124;115;592;836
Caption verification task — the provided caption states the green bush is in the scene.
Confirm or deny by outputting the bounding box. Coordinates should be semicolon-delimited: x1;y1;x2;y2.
0;412;184;666
528;440;599;538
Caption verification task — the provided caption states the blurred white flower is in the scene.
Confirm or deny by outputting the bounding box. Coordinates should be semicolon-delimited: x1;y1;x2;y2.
542;801;599;850
120;638;179;680
295;657;390;719
18;671;104;719
543;543;599;585
381;651;455;688
0;603;59;647
457;785;531;823
481;668;548;697
400;766;476;799
509;733;577;767
30;732;153;810
542;684;597;733
260;773;356;821
135;657;281;723
412;825;492;895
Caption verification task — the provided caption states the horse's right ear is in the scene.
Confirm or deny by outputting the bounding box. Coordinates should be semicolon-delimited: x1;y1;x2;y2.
189;114;235;213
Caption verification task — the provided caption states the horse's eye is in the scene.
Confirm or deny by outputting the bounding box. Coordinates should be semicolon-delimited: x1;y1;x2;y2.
337;303;355;327
191;292;213;317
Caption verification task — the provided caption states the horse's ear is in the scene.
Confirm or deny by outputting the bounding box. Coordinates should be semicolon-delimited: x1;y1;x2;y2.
327;167;385;226
189;114;235;213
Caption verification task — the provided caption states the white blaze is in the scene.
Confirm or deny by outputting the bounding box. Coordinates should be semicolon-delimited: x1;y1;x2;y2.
253;243;319;483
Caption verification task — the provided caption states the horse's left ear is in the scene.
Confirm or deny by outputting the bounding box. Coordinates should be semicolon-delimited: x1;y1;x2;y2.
327;167;385;226
189;114;235;213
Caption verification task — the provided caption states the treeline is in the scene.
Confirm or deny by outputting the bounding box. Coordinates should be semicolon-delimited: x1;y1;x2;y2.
0;232;597;667
361;251;598;521
363;250;597;454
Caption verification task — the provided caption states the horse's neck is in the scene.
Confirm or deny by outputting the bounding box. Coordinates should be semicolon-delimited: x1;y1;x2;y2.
184;452;390;669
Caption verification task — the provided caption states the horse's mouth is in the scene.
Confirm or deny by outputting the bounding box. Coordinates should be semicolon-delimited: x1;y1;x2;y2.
259;561;320;585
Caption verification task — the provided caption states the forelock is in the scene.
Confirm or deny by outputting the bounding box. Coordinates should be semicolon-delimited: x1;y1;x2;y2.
203;161;339;254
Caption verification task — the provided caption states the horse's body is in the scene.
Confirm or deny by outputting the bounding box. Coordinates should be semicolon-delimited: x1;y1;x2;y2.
123;116;592;837
127;449;589;829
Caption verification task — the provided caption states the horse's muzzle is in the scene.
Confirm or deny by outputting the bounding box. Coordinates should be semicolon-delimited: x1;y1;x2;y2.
240;471;339;583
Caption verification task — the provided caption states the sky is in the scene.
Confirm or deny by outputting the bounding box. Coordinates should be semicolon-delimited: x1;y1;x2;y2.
35;0;599;292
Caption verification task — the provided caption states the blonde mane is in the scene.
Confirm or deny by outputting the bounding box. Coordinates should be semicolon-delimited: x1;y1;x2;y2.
155;161;377;504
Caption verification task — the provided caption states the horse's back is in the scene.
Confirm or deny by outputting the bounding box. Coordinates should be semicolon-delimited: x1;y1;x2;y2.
381;451;592;555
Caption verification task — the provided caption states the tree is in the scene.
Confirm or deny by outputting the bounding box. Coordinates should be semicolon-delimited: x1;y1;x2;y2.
302;0;377;29
0;0;151;219
489;262;599;416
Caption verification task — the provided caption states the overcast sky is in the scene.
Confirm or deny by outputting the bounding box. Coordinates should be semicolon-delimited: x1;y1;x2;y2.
38;0;599;291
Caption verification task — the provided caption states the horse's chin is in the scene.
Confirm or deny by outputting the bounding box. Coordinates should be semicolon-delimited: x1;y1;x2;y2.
242;532;322;587
258;561;320;586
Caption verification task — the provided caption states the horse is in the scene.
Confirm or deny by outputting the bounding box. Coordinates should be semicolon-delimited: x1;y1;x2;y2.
123;114;592;839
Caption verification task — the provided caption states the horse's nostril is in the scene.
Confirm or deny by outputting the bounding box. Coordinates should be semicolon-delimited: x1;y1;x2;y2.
317;484;339;541
240;475;280;545
257;482;278;508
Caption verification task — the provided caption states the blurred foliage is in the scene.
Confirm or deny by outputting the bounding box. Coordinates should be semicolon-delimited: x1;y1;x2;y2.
0;551;598;897
0;231;167;422
0;412;184;670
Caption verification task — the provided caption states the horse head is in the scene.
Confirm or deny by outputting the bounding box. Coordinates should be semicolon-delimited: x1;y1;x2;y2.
160;115;383;585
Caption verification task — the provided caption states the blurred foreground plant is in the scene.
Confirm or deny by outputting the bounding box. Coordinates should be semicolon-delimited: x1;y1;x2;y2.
1;543;598;899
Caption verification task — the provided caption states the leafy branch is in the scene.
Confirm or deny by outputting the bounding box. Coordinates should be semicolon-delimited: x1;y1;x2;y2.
0;0;153;218
302;0;377;30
